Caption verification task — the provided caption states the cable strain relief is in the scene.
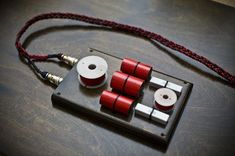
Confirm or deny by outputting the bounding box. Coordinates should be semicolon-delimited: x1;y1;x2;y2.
41;71;48;79
47;53;63;59
57;53;64;60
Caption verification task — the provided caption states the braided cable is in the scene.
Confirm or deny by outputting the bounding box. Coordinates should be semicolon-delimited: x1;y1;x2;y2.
15;12;235;84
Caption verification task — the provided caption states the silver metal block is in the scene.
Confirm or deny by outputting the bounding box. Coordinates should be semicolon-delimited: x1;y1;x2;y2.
149;77;167;88
151;109;169;125
166;82;183;95
135;103;152;118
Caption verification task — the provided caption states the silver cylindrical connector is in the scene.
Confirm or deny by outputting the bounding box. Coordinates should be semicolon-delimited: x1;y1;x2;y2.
46;73;63;86
61;54;78;66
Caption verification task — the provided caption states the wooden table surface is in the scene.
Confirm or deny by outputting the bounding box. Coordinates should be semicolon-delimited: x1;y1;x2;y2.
0;0;235;156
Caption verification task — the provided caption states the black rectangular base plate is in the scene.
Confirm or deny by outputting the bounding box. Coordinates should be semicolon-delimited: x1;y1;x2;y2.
51;48;193;144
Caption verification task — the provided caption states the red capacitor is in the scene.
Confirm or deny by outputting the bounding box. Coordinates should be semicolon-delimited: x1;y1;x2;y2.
110;71;127;92
110;71;144;97
99;90;134;115
100;90;118;109
120;58;152;80
114;95;134;115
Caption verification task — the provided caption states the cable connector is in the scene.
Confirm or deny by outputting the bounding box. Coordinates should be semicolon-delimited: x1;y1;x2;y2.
60;54;78;66
46;73;63;86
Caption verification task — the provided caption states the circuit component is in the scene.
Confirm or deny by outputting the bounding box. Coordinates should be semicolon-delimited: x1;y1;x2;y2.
149;76;167;88
135;103;169;125
154;88;177;112
76;56;108;88
120;58;152;80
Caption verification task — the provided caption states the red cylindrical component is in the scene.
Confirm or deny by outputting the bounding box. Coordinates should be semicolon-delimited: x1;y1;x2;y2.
99;90;118;109
110;71;127;92
120;58;152;80
120;58;137;75
123;76;144;97
114;95;134;115
99;90;134;115
135;63;152;80
110;71;144;97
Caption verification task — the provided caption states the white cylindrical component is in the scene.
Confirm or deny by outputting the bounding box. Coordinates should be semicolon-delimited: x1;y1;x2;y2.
154;88;177;112
76;55;108;89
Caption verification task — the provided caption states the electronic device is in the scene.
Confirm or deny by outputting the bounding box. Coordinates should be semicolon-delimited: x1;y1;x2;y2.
51;48;193;144
17;12;235;145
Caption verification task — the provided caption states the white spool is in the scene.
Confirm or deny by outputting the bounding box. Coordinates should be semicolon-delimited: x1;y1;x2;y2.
154;88;177;112
76;55;108;89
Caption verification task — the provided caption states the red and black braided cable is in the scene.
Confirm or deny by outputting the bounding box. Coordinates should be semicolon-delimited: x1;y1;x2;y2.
15;12;235;85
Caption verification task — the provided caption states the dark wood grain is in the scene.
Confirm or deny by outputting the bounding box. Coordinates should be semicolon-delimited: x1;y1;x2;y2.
0;0;235;156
